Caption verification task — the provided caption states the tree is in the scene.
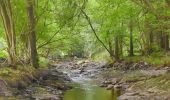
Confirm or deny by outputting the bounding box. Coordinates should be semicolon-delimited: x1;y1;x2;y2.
26;0;39;68
0;0;17;66
129;8;134;56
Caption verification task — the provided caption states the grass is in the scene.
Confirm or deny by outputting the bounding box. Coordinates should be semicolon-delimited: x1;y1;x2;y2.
0;56;50;89
130;73;170;95
39;57;50;69
125;55;170;67
0;66;36;88
92;50;170;68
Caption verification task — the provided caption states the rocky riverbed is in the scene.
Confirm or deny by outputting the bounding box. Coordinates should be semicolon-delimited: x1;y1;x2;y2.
51;59;170;100
0;58;170;100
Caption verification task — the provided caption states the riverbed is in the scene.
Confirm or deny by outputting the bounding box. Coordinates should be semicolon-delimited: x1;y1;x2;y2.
56;59;122;100
0;59;169;100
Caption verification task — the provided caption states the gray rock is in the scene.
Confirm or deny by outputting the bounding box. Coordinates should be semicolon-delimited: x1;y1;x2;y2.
106;84;114;90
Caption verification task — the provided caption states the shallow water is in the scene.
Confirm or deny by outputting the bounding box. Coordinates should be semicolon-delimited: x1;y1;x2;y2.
63;80;121;100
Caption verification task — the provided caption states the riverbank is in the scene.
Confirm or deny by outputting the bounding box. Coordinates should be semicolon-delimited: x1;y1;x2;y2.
0;61;72;99
100;60;170;100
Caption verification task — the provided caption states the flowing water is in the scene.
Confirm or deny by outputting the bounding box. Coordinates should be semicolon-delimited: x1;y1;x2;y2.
0;61;122;100
63;73;121;100
64;82;121;100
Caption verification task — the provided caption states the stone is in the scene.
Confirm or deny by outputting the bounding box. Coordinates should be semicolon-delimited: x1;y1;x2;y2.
114;84;122;89
34;94;60;100
111;78;120;85
119;95;143;100
106;84;114;90
103;80;112;84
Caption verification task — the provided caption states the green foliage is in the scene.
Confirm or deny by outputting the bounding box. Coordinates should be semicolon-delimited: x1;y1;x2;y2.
0;66;35;88
0;39;7;58
125;55;170;66
0;0;170;66
39;57;49;69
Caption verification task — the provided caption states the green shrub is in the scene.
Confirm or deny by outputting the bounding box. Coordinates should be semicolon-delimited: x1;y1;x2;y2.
39;57;49;68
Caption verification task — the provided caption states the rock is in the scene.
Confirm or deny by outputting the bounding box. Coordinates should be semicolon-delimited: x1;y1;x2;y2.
33;94;60;100
119;94;143;100
0;58;6;63
125;92;139;96
114;84;122;89
106;84;114;90
79;69;85;74
99;84;107;87
103;80;112;84
42;69;71;82
111;78;120;85
49;83;72;90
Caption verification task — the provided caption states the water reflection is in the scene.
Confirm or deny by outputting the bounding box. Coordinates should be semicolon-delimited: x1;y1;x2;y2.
111;88;121;100
63;82;121;100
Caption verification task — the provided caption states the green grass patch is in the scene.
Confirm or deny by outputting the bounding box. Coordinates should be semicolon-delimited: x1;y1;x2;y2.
131;73;170;95
39;57;49;69
0;49;7;58
125;55;170;67
0;66;36;88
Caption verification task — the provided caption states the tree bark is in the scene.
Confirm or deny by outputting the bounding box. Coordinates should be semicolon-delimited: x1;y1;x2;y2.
129;19;134;56
115;36;119;61
161;33;169;51
26;0;39;68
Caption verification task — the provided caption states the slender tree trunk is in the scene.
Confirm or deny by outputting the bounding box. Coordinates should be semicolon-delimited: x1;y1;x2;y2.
0;0;16;66
165;34;169;51
129;22;134;56
108;40;114;59
129;9;134;56
161;33;169;51
26;0;39;68
119;37;123;57
115;36;119;61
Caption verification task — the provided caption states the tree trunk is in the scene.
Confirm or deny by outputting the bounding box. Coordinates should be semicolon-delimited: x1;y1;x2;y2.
0;0;16;66
129;8;134;56
114;36;119;61
129;21;134;56
108;40;114;59
26;0;39;68
161;33;169;51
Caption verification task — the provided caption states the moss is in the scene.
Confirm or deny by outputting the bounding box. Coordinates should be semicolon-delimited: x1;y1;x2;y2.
0;66;36;89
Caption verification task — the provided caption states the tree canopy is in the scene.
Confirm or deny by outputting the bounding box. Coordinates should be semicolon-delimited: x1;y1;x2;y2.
0;0;170;67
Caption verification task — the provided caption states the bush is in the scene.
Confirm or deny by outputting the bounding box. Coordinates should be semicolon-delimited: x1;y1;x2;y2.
39;57;49;68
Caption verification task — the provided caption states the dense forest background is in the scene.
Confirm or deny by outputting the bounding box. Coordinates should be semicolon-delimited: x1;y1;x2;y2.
0;0;170;68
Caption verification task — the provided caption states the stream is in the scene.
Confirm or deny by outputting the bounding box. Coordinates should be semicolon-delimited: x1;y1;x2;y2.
63;79;121;100
0;59;122;100
59;60;122;100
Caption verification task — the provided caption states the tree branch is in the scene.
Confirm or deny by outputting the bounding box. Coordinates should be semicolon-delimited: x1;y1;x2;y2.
80;8;111;55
